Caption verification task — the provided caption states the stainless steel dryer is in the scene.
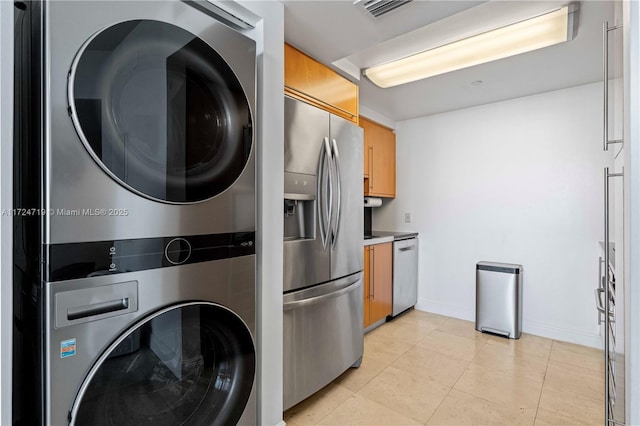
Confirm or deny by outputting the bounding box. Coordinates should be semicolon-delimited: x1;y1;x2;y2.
49;2;255;241
12;1;257;425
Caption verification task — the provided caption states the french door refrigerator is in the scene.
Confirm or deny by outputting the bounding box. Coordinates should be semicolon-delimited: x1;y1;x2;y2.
283;96;364;410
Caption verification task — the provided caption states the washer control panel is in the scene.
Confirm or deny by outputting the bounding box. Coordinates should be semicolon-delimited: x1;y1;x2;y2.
165;238;192;265
46;232;255;282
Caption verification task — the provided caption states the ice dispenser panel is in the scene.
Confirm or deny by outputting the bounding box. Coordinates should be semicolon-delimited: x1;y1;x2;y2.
284;172;316;241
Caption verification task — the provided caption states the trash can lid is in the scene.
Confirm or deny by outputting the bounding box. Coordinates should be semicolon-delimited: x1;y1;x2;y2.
477;261;523;274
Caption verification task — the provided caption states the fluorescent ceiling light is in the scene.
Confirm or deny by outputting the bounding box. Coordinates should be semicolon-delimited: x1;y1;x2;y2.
363;5;576;88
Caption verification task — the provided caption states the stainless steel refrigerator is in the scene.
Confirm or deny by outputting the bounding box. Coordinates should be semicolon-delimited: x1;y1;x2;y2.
283;96;364;410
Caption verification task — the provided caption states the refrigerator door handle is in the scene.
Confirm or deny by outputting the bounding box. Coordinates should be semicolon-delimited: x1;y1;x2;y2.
330;138;342;250
324;137;333;249
317;137;333;249
283;272;362;310
317;139;327;248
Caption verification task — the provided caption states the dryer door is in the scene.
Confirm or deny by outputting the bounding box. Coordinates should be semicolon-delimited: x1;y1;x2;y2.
69;302;255;426
69;20;253;204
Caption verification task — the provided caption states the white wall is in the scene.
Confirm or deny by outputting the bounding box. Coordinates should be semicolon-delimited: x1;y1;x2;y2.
374;82;611;348
0;1;12;424
360;104;396;129
237;2;284;425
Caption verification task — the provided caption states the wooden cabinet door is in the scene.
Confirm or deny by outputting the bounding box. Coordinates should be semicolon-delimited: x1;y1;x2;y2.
360;117;395;198
284;44;358;124
362;125;372;179
369;242;393;323
373;127;396;197
360;117;373;179
363;246;371;328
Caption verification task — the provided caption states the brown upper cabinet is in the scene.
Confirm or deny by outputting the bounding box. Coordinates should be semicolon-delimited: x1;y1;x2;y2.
284;43;359;124
360;117;396;198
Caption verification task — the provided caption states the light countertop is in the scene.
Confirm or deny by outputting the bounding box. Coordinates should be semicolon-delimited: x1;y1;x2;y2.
363;231;418;246
363;236;393;246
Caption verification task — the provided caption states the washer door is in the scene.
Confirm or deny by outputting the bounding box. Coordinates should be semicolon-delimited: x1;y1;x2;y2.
70;303;255;426
69;20;253;203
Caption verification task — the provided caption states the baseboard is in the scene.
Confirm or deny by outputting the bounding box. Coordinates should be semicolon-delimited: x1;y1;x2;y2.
415;298;602;349
524;321;602;349
415;298;474;322
275;421;287;426
364;317;387;334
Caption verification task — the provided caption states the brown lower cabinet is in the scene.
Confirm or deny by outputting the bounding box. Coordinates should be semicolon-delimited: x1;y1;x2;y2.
363;242;393;328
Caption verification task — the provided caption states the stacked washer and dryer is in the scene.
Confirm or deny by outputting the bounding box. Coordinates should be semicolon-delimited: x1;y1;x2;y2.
13;2;257;425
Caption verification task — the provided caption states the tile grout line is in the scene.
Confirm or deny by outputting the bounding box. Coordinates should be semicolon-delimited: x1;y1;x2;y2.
533;340;606;424
296;329;411;426
311;350;402;426
357;337;435;426
532;340;554;424
367;320;460;426
290;312;600;425
446;335;546;424
421;321;476;425
355;390;428;425
449;336;486;390
425;341;488;425
309;392;357;426
422;385;453;425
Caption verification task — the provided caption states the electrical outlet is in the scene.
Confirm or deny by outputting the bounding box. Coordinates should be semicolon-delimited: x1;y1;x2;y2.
404;212;412;223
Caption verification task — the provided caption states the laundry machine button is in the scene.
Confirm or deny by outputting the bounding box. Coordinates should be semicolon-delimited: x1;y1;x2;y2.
165;238;191;265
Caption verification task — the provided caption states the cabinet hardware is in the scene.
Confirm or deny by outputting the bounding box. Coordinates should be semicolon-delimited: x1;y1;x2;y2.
369;146;374;190
594;287;614;323
603;22;624;151
597;257;605;325
604;166;623;424
371;246;375;299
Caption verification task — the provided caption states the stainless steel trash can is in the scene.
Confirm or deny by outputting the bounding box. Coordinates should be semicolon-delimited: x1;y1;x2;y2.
475;261;523;339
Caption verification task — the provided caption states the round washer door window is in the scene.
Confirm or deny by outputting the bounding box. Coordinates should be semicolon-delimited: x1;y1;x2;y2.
70;303;255;426
69;20;253;203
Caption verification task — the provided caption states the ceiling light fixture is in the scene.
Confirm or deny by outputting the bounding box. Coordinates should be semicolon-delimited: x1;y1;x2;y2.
363;5;578;88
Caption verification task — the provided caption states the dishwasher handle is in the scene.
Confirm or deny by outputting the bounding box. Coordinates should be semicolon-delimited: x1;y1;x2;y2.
394;237;417;252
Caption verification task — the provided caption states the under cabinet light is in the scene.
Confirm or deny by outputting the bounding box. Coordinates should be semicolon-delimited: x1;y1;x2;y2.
363;5;576;88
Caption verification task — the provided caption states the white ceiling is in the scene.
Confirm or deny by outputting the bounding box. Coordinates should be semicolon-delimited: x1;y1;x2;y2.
283;1;615;122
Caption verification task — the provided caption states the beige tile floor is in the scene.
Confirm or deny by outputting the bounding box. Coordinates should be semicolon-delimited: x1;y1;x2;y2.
283;310;604;426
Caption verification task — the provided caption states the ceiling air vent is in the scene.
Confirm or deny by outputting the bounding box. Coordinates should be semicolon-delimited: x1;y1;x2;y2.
354;0;413;18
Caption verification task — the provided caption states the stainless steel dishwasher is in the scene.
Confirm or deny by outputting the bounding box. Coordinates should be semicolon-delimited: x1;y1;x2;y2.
392;237;418;316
